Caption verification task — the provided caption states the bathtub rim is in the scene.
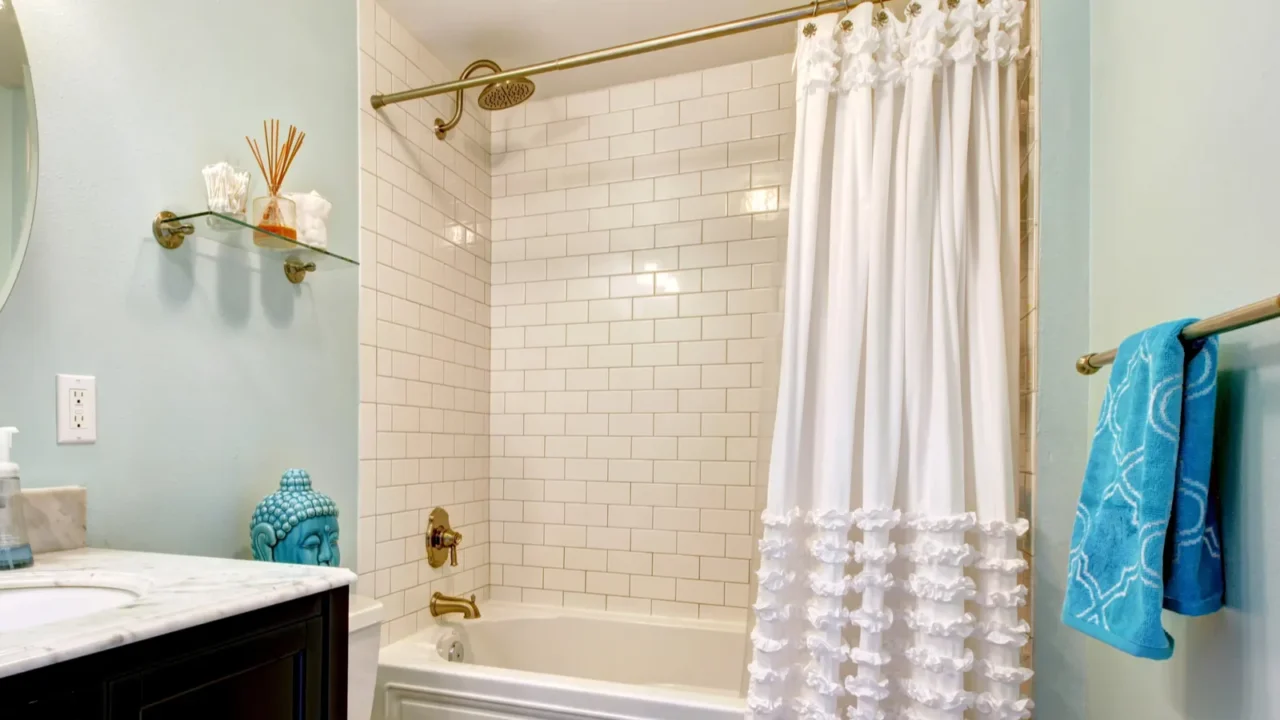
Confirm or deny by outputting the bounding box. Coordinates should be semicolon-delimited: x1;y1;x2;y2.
377;601;748;717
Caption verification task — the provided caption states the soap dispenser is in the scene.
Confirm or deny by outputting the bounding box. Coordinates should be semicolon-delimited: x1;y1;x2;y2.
0;428;32;570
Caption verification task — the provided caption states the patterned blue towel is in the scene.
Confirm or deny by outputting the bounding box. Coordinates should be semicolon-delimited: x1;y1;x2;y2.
1063;319;1223;660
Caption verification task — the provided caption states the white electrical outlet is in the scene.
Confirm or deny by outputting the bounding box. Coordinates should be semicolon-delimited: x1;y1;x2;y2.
56;374;96;444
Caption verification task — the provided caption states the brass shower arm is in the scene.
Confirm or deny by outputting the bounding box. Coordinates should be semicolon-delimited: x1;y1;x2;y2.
431;59;503;140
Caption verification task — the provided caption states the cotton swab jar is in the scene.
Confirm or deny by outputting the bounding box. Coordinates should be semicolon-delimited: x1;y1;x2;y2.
202;162;251;231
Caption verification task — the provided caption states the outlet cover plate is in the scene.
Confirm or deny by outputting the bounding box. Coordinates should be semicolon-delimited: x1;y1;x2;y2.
56;374;96;444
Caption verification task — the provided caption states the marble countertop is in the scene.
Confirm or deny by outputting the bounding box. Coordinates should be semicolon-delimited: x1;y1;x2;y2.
0;548;355;679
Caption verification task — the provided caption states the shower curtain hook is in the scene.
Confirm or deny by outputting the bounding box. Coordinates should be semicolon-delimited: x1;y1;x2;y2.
812;0;821;16
872;0;889;27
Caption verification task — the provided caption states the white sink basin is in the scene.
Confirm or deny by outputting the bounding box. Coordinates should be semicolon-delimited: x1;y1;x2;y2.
0;583;140;632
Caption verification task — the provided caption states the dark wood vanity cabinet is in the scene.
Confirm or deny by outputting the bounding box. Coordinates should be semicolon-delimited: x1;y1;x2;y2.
0;588;348;720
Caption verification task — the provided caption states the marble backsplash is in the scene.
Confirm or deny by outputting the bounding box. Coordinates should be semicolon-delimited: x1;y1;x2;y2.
21;486;86;553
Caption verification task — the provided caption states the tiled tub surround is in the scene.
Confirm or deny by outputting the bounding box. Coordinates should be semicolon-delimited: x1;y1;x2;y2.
360;2;1035;635
485;56;794;621
358;0;493;645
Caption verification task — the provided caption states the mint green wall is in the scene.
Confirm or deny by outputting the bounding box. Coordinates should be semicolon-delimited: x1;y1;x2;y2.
1033;0;1092;717
0;1;358;563
1041;0;1280;716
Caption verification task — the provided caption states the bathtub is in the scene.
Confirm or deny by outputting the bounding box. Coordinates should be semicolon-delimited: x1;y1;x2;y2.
374;602;748;719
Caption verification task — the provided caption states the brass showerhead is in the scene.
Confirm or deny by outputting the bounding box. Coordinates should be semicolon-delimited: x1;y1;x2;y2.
478;76;536;111
432;59;536;139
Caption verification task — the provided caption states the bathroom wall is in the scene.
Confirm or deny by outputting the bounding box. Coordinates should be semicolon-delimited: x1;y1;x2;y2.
1032;0;1091;717
484;56;793;619
357;0;492;644
1;1;358;561
1039;0;1280;717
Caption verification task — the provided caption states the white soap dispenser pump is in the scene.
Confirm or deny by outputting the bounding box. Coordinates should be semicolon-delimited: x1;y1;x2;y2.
0;428;32;570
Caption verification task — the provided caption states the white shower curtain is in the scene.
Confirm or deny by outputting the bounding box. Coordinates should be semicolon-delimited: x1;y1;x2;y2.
747;1;1030;719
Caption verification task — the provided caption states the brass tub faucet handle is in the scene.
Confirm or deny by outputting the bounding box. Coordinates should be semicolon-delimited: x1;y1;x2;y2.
426;507;463;568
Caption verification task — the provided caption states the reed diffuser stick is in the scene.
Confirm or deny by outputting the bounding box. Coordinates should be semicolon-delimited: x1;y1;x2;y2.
245;119;307;246
245;119;306;197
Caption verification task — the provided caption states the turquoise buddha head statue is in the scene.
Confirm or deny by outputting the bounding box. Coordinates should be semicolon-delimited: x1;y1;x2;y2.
251;469;340;567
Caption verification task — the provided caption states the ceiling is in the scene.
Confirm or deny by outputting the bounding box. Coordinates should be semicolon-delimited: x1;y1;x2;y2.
380;0;802;98
0;2;25;89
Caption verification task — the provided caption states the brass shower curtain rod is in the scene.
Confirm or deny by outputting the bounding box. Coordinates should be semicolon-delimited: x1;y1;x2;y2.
369;0;870;111
1076;294;1280;375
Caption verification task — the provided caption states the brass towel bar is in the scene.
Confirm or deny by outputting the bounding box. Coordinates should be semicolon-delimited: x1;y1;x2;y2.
1076;294;1280;375
369;0;866;110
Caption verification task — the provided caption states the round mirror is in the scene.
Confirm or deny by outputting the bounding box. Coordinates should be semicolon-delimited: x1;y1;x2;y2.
0;1;36;312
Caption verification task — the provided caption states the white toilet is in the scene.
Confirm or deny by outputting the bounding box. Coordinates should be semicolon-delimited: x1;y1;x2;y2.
348;595;384;720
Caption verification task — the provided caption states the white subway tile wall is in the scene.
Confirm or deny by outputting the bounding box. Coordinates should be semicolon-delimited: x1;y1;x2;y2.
359;0;492;645
486;55;795;621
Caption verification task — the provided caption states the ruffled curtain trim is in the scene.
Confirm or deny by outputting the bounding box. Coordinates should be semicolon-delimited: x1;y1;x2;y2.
979;659;1035;685
905;646;975;674
855;542;899;564
853;507;903;531
848;647;893;667
846;674;892;701
749;663;791;683
978;518;1030;537
904;573;978;602
977;619;1031;647
903;511;977;532
975;693;1034;720
853;569;896;591
846;707;888;720
850;607;895;633
904;608;976;638
747;693;787;714
838;5;881;92
902;539;977;566
751;627;790;653
902;1;947;74
806;633;848;661
805;669;847;697
975;556;1029;574
810;534;856;564
806;603;849;632
757;566;795;591
795;22;841;96
976;585;1028;608
753;598;794;622
795;697;842;720
899;678;974;712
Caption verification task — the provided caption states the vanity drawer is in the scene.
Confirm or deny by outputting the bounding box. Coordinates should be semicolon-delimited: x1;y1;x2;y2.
107;618;324;719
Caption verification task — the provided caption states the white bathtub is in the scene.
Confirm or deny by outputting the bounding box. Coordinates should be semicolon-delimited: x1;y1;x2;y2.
375;602;748;719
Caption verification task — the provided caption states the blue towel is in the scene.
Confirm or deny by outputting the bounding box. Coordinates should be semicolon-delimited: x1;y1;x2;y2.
1164;328;1223;616
1063;319;1223;660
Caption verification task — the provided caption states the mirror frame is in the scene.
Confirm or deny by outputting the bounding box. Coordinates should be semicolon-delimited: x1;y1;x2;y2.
0;60;38;314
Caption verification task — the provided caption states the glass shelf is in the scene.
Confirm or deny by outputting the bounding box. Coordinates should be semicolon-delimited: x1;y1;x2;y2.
153;210;357;282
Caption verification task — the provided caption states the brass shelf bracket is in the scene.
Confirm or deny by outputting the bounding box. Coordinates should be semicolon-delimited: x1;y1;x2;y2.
283;260;317;284
152;211;194;250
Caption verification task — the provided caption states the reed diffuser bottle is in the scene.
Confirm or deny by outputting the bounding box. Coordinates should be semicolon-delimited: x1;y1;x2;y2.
247;120;306;249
